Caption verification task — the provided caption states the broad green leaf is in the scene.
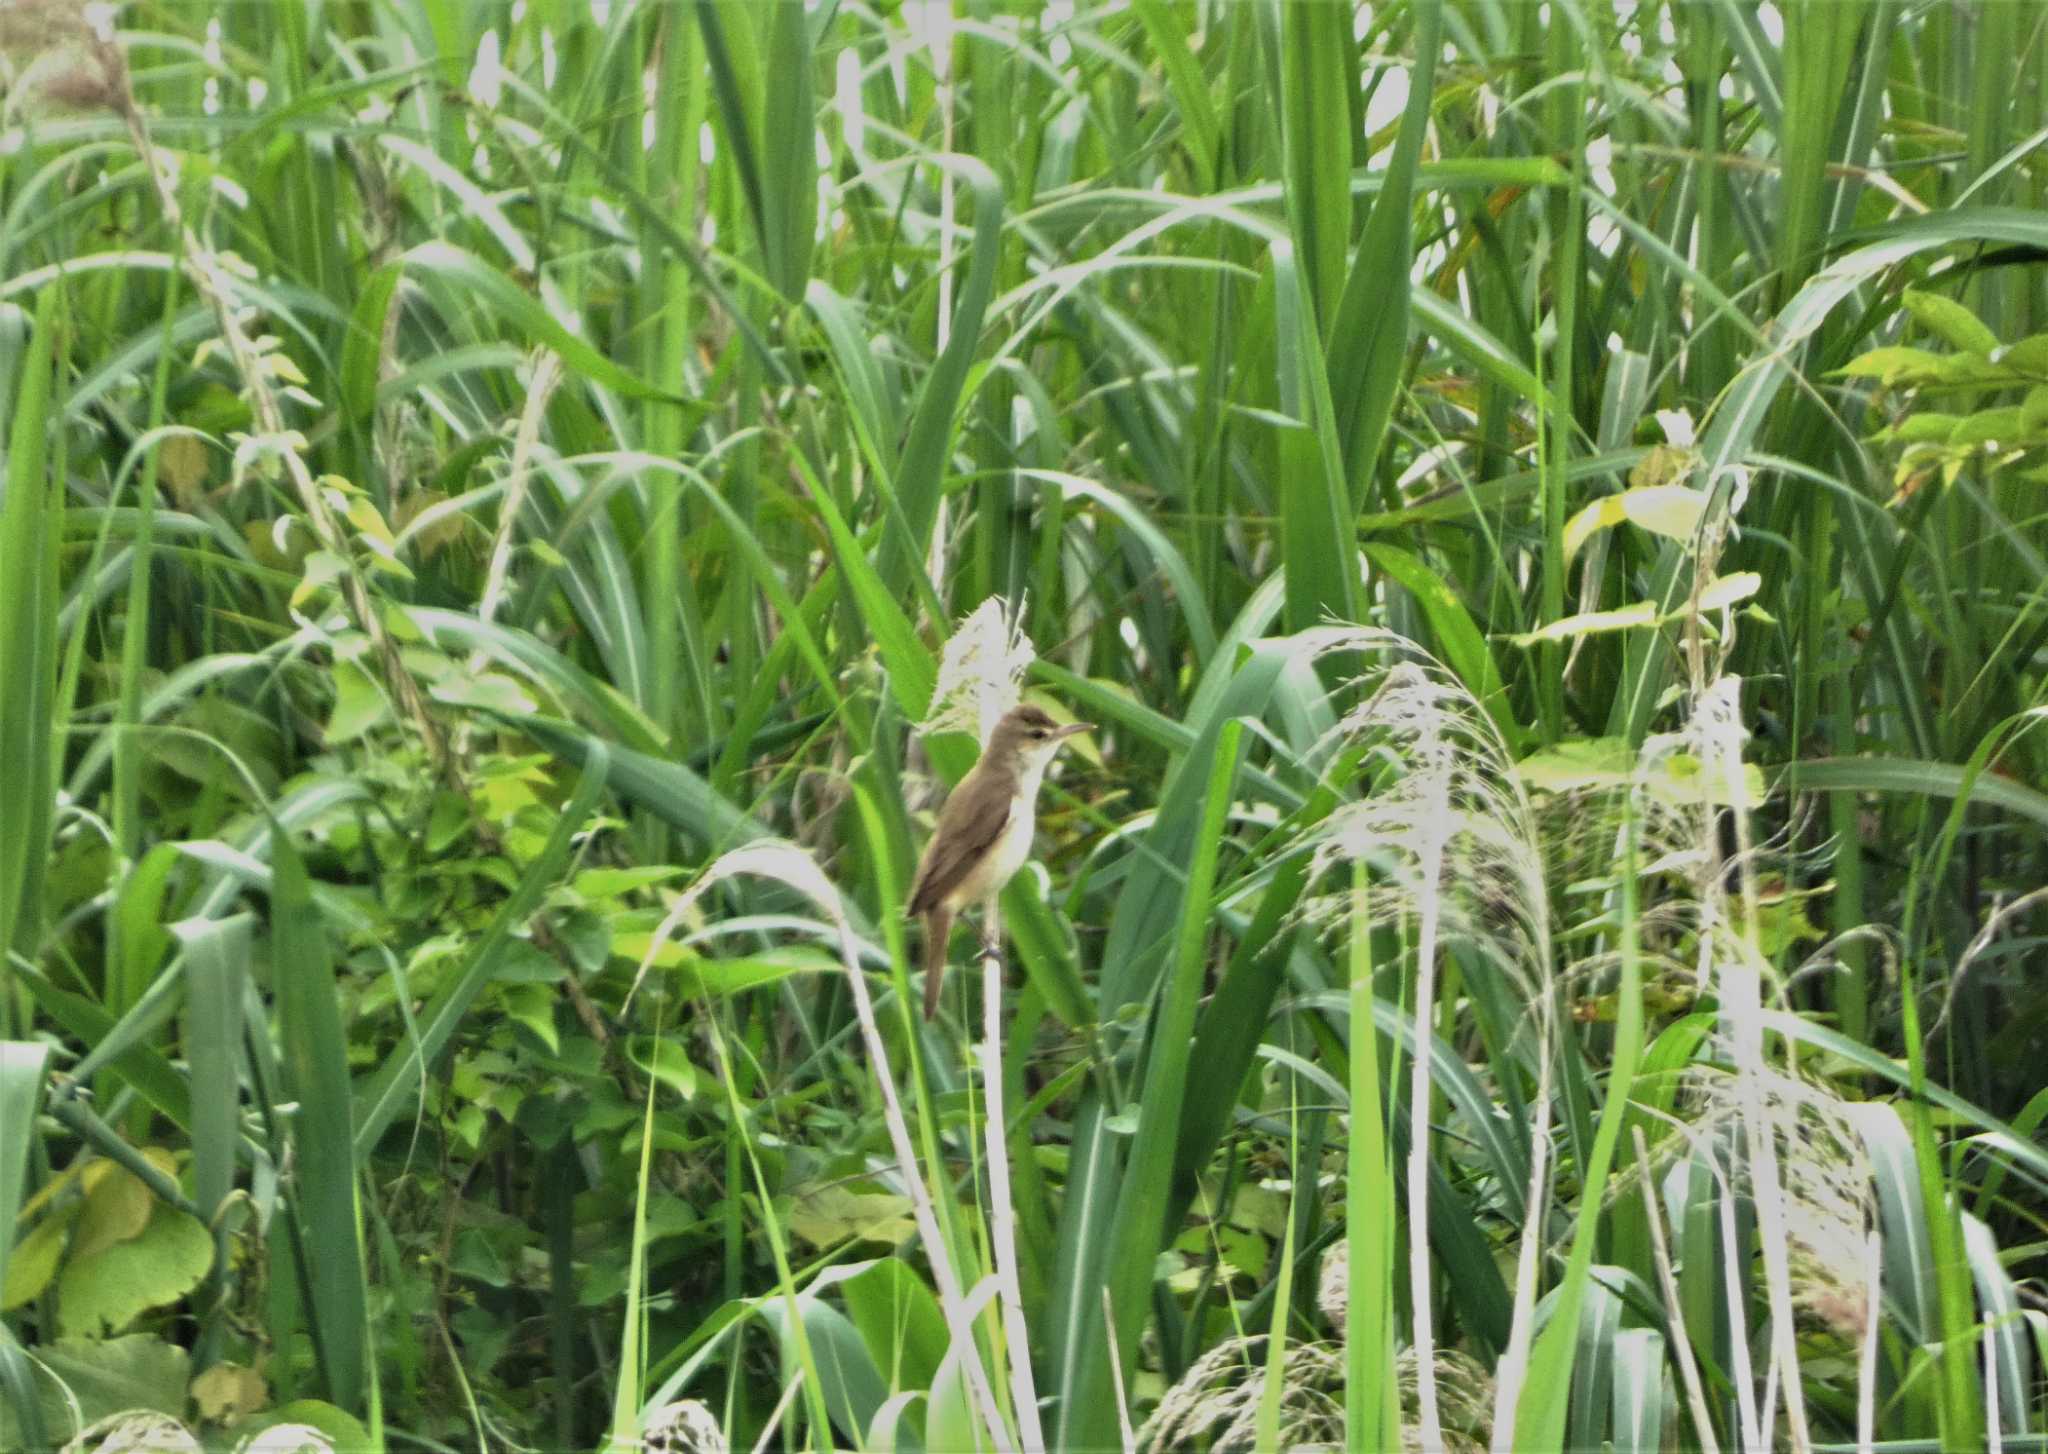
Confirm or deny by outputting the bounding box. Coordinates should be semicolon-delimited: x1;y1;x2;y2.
624;1036;698;1100
1266;0;1354;327
1835;343;1949;384
885;159;1003;583
1272;237;1358;632
1694;571;1763;610
57;1204;213;1337
1515;736;1637;794
428;668;538;716
757;0;817;302
1132;0;1220;184
227;1400;370;1453
1785;755;2048;833
838;1257;948;1396
0;1334;189;1445
322;659;388;744
1326;0;1442;491
759;1295;888;1447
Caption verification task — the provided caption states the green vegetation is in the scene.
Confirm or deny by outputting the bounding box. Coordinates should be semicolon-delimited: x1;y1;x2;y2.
3;1;2046;1450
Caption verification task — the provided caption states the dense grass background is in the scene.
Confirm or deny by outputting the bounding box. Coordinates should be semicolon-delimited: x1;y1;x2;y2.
2;1;2046;1450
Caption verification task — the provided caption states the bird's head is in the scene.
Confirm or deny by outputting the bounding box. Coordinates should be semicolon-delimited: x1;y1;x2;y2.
987;703;1091;768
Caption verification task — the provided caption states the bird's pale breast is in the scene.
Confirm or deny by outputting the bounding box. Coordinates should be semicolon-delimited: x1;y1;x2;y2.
946;794;1035;907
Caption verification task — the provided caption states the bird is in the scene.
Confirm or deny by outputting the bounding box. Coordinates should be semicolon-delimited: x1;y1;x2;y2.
907;702;1091;1020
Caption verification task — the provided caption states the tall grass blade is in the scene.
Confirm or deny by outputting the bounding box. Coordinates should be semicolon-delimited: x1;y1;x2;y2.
1265;0;1355;328
1098;718;1242;1424
0;291;59;1028
1345;867;1400;1454
177;914;250;1228
887;159;1004;585
758;0;818;304
271;826;369;1412
1273;239;1359;633
1328;0;1441;499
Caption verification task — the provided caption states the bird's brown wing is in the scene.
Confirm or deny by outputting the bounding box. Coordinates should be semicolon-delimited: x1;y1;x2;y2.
907;768;1012;916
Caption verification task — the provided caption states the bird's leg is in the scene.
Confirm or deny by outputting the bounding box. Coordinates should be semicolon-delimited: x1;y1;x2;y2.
978;892;1002;964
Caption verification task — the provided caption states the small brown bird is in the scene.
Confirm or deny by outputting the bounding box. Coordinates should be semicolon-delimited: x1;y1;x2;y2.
907;703;1091;1020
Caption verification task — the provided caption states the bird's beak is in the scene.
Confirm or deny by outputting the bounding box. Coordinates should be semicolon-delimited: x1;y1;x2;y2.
1054;721;1093;741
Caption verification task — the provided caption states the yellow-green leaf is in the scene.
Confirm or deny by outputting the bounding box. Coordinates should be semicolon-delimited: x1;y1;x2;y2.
1627;442;1700;491
1640;750;1766;811
1516;736;1636;795
1;1203;72;1309
570;866;684;900
1505;600;1657;646
70;1162;155;1263
1902;289;1998;355
1563;484;1708;561
1835;345;1947;385
1693;572;1761;612
787;1184;916;1249
191;1361;269;1424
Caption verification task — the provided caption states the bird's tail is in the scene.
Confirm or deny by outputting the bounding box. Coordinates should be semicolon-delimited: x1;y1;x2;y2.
921;906;952;1020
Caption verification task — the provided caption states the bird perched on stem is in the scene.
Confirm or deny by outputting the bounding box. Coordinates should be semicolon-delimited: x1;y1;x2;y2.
908;703;1090;1020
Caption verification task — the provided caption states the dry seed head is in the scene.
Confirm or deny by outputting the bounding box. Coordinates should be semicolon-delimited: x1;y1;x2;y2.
1290;636;1551;1018
1317;1237;1347;1329
234;1425;336;1454
0;0;128;118
640;1401;728;1454
1139;1332;1345;1454
1626;1064;1876;1347
924;594;1034;745
60;1412;203;1454
1396;1346;1493;1452
1140;1326;1492;1454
